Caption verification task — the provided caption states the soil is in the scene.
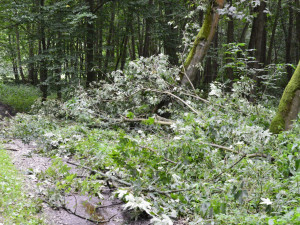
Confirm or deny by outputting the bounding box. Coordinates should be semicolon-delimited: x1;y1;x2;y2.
0;102;151;225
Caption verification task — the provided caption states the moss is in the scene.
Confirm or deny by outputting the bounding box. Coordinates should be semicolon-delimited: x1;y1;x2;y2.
269;114;285;134
270;60;300;133
183;6;213;71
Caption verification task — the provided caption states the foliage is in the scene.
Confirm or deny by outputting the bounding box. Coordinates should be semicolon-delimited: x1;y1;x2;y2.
0;146;45;224
0;83;41;112
2;56;299;224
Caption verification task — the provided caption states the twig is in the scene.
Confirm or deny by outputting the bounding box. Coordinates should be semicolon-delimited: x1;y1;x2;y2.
247;153;275;162
213;154;247;181
144;187;194;195
66;161;132;187
122;117;173;125
4;148;19;152
198;141;239;154
62;205;117;224
139;145;177;164
143;88;200;115
96;202;123;209
198;141;275;161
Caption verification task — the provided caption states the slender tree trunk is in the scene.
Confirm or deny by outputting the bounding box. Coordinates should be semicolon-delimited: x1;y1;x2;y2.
181;0;225;86
142;0;154;57
8;35;20;83
96;12;104;80
39;0;47;101
28;24;36;85
104;3;115;72
85;0;96;87
296;0;300;62
55;33;62;100
130;16;136;61
226;0;234;80
286;4;294;80
163;1;179;65
267;0;281;65
15;26;26;83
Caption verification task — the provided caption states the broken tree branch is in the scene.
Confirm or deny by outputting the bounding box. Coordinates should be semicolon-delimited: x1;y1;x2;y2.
198;140;275;161
143;88;200;115
122;117;173;125
66;161;132;187
139;145;177;164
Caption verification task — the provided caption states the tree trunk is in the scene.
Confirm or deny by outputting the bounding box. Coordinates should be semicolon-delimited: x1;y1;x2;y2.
267;0;281;65
181;0;225;86
8;35;20;83
296;0;300;63
163;1;179;65
226;0;234;80
142;0;154;57
28;25;36;85
104;3;115;73
270;60;300;133
39;0;47;101
286;4;294;80
15;26;26;83
85;0;96;87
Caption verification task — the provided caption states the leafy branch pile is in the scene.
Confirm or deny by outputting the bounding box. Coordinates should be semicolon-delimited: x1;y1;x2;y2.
2;55;300;224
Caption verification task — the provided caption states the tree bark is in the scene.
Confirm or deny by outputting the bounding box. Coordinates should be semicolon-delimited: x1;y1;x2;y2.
181;0;225;86
270;60;300;133
104;3;115;73
266;0;281;65
8;35;20;83
296;0;300;63
85;0;96;87
142;0;154;57
15;26;26;83
226;0;234;80
39;0;48;101
28;24;36;85
286;3;294;80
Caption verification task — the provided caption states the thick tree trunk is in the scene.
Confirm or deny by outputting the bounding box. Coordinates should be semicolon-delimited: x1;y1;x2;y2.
181;0;225;86
270;60;300;133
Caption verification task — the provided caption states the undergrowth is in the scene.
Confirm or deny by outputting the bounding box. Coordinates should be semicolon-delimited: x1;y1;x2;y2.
1;55;299;224
0;83;41;112
0;146;45;224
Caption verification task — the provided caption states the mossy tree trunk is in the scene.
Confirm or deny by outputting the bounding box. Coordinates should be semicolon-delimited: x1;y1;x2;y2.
181;0;225;86
270;60;300;133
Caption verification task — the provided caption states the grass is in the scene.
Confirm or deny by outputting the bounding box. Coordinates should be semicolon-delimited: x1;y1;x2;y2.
0;146;45;224
0;84;41;112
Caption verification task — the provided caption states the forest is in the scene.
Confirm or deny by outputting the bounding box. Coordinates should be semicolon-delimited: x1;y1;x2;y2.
0;0;299;224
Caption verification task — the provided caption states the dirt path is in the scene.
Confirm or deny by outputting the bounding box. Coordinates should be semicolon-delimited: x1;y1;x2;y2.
4;140;151;225
0;102;150;225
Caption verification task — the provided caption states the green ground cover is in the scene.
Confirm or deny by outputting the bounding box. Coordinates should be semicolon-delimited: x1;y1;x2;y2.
0;146;44;224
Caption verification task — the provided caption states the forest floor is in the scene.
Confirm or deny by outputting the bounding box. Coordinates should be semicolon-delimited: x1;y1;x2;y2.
0;102;151;225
